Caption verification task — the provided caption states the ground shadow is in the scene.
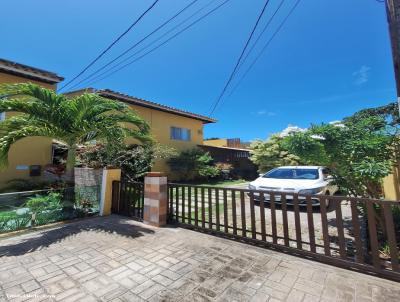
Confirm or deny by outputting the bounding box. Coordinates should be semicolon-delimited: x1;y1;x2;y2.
253;199;337;213
0;215;155;257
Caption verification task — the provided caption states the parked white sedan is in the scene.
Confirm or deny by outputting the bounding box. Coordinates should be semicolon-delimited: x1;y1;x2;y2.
248;166;337;206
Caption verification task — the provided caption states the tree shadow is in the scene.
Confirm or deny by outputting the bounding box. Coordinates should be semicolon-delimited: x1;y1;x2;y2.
0;215;155;257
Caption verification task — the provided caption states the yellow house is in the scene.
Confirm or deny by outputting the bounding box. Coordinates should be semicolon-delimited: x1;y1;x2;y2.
0;58;64;187
383;165;400;200
0;58;215;186
67;88;216;173
204;138;249;149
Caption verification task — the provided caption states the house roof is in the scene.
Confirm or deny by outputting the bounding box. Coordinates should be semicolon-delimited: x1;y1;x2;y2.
198;144;251;152
0;58;64;84
66;88;216;124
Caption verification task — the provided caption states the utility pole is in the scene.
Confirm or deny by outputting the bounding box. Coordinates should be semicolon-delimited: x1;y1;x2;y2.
385;0;400;115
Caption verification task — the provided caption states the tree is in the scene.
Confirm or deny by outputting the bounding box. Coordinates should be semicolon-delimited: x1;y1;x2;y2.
282;103;400;198
250;134;301;173
0;83;152;182
167;148;220;180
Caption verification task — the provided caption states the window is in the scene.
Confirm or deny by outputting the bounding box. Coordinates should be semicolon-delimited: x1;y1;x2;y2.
170;127;191;141
0;112;5;121
263;168;319;180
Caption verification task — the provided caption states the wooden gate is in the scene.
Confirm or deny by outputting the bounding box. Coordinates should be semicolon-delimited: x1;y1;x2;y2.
167;183;400;282
111;181;144;220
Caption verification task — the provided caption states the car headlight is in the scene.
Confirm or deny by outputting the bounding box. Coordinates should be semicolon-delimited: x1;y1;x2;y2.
248;184;256;190
298;187;324;195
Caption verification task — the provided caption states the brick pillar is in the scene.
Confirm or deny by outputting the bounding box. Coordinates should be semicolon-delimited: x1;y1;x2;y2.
99;168;121;216
143;172;168;227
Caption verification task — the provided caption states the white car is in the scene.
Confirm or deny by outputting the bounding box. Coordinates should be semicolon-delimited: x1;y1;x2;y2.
248;166;337;206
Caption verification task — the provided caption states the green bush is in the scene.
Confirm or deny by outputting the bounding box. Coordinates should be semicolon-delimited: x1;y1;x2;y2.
76;143;176;181
0;211;31;232
26;193;62;213
35;210;64;226
25;192;63;226
168;148;221;181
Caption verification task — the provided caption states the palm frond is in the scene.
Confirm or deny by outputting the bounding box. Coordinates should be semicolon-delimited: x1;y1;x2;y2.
0;84;152;169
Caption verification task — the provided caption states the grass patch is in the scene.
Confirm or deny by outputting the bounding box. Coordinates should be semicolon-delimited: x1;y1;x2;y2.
177;179;248;187
186;203;225;221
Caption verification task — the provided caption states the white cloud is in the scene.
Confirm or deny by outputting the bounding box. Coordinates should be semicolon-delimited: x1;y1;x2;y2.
257;110;276;116
353;65;371;85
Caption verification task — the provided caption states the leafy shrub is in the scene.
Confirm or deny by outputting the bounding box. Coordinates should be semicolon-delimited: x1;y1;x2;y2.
35;210;64;226
0;211;31;232
250;135;300;173
10;213;31;231
25;192;63;226
77;143;176;181
282;106;398;199
215;162;234;180
168;148;221;180
26;193;62;213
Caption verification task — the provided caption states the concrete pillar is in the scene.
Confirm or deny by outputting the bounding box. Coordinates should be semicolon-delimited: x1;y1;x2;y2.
99;168;121;216
143;172;168;227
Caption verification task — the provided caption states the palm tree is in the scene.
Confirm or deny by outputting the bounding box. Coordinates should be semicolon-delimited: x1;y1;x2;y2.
0;83;152;182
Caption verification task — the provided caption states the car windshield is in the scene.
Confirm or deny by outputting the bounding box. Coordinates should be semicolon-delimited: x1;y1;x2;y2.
263;168;319;180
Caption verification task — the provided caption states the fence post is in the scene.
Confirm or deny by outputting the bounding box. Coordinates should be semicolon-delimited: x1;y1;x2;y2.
99;168;121;216
143;172;168;227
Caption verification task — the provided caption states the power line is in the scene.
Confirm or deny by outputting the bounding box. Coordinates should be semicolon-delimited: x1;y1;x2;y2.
227;0;302;99
237;0;285;73
209;0;271;116
72;0;217;90
58;0;160;92
83;0;230;88
68;0;200;91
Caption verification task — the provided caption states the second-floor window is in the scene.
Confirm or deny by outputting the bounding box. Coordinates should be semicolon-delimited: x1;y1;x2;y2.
170;127;191;141
0;112;5;121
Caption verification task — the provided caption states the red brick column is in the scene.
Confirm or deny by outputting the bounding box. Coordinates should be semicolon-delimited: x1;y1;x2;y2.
143;172;168;227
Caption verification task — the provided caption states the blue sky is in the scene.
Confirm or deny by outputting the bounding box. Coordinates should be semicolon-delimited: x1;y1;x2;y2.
0;0;395;141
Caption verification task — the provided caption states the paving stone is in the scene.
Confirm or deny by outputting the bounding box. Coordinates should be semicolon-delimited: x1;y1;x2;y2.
55;288;81;301
126;261;143;271
21;280;40;293
195;286;218;298
169;278;198;295
286;288;306;302
63;266;80;276
138;283;165;300
129;273;149;285
183;292;213;302
305;293;322;302
188;270;213;283
259;285;288;300
152;274;173;286
160;269;181;281
250;292;270;302
131;279;156;295
0;215;398;302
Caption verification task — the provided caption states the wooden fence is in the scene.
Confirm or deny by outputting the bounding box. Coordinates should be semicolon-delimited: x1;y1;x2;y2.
111;181;144;220
167;183;400;281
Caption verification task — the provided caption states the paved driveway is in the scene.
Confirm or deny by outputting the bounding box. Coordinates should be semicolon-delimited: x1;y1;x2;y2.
0;215;399;302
